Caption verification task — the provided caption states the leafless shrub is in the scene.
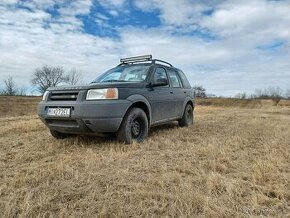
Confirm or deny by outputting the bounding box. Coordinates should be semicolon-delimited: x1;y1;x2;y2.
268;86;283;106
2;76;18;95
235;92;247;99
18;87;27;96
31;65;66;94
193;85;207;98
65;69;83;85
253;86;283;106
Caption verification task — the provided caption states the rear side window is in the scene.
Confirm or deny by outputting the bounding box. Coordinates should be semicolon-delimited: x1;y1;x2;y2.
168;70;182;88
178;70;191;88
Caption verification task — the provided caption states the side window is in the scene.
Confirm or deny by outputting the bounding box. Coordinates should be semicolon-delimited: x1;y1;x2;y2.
168;70;182;88
153;67;167;83
178;70;191;88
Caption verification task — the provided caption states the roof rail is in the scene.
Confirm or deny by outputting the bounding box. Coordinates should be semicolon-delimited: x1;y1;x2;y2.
119;55;173;67
153;59;173;67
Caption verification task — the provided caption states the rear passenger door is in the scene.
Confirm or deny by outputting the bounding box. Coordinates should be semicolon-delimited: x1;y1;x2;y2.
167;69;185;118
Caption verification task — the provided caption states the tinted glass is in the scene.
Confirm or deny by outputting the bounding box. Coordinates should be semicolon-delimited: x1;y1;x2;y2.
178;70;191;88
168;70;182;88
93;64;150;83
153;67;167;83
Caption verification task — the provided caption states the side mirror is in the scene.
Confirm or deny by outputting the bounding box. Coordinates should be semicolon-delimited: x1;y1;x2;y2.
152;78;168;87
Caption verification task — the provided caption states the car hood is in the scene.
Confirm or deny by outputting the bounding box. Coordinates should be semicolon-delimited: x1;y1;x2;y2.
47;82;147;91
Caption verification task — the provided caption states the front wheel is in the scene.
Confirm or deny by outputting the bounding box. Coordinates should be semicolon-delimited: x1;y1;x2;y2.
178;104;194;127
117;107;148;144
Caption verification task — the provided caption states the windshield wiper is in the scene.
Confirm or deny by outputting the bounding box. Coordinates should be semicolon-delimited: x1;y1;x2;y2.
102;79;127;83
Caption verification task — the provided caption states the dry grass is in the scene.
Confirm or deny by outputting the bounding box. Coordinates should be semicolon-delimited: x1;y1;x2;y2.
0;96;40;117
0;96;289;217
198;98;290;108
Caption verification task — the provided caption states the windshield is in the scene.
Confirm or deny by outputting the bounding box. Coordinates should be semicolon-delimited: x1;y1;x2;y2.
93;64;151;83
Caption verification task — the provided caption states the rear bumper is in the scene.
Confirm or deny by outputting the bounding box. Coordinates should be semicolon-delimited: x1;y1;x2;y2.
38;100;131;134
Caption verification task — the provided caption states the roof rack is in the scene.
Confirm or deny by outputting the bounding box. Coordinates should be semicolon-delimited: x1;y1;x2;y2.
120;55;152;64
119;55;173;67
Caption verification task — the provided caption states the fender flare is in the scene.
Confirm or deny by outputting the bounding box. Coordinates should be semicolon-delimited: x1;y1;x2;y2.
126;94;152;124
182;97;195;112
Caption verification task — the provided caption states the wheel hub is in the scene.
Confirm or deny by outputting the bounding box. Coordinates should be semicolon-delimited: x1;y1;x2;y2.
186;110;191;119
186;107;193;123
131;119;141;137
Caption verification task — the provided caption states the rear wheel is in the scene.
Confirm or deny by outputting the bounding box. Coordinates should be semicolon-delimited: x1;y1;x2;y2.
117;107;148;144
178;104;194;127
50;130;71;139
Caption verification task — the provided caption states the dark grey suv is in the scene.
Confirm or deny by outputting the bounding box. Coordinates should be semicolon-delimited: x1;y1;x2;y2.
38;55;194;144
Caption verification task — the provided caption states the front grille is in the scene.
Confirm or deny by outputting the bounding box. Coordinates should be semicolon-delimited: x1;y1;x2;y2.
49;92;79;101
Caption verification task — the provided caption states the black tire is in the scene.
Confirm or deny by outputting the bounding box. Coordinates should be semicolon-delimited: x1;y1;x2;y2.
50;130;71;139
117;107;148;144
178;104;194;127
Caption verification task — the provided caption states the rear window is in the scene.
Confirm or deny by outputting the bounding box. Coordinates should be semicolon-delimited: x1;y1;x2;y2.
177;70;191;89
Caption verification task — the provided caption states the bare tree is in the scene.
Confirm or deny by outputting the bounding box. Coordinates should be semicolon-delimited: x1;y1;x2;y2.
65;69;83;85
193;85;207;98
267;86;283;106
19;87;27;96
254;86;283;105
235;92;247;99
31;65;66;94
3;76;18;95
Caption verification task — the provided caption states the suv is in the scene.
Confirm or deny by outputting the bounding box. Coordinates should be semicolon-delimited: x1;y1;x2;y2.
38;55;194;144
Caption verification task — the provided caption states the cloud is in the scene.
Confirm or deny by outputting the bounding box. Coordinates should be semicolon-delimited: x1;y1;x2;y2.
98;0;126;9
118;26;290;95
0;0;118;93
19;0;55;10
202;0;290;40
134;0;219;27
0;0;289;96
57;0;93;16
129;0;290;95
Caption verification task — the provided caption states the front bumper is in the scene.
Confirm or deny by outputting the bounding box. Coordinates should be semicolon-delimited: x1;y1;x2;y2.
38;99;131;134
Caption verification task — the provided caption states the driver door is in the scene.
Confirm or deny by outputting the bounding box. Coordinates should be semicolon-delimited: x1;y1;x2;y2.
147;67;175;123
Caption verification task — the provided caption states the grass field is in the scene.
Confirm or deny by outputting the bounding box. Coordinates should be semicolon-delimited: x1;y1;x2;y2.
0;96;289;217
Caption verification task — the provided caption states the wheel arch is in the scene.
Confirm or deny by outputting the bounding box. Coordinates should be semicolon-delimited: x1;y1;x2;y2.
126;95;152;125
183;97;195;111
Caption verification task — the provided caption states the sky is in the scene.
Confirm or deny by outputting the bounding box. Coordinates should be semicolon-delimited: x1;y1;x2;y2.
0;0;289;96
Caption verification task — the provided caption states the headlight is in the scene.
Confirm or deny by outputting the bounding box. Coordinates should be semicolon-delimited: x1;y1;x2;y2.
42;91;49;101
86;88;118;100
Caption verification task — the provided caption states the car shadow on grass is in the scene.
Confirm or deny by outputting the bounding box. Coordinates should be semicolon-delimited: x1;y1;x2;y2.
61;134;116;147
148;122;179;136
59;122;180;147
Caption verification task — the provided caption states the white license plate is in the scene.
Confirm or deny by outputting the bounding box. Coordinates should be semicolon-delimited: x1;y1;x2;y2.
47;108;71;117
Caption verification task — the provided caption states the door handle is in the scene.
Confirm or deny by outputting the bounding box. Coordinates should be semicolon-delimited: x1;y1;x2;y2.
170;91;173;94
184;91;187;93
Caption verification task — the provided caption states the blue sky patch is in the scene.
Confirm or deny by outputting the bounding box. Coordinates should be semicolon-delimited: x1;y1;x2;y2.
77;1;161;38
202;9;215;16
257;39;286;51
